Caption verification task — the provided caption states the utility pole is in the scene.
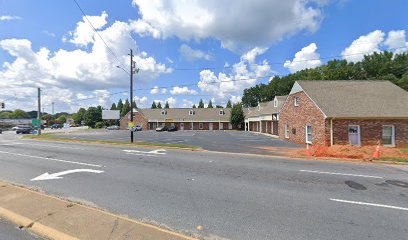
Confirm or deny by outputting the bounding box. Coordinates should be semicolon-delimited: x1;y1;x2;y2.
129;49;139;143
37;88;41;135
52;102;55;115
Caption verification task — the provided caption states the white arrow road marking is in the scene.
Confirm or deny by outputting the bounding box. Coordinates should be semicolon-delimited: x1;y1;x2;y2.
299;170;383;179
31;169;104;181
0;150;104;168
330;198;408;211
123;149;166;157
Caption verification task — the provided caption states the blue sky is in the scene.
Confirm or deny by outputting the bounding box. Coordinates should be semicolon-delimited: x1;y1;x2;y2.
1;0;407;113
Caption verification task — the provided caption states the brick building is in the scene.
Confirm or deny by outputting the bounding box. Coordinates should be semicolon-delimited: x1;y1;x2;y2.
279;80;408;147
120;108;237;131
244;95;287;136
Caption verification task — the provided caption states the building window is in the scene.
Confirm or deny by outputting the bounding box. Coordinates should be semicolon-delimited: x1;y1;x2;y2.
285;124;289;138
294;96;300;107
382;125;395;146
219;110;225;115
189;110;195;115
306;125;312;144
274;99;278;107
199;123;203;129
161;110;167;115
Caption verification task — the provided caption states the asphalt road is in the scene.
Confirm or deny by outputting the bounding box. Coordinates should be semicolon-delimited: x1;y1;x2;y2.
0;218;39;240
54;129;301;155
0;131;408;239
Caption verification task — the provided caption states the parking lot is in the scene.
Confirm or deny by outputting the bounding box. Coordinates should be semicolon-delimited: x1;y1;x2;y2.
54;130;301;155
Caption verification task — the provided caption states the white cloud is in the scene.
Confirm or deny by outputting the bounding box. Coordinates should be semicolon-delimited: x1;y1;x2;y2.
197;47;272;102
68;11;108;47
179;44;212;61
134;96;148;108
150;86;167;94
0;15;21;21
284;43;321;73
181;99;194;108
341;30;385;62
0;11;171;112
170;86;197;95
43;30;56;38
384;30;408;54
131;0;324;52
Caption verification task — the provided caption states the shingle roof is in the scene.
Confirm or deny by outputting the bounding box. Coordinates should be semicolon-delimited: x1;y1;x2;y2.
245;96;287;118
297;80;408;118
136;108;231;122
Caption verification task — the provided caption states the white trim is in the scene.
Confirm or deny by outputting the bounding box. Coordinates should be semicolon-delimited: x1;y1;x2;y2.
284;123;289;139
306;124;312;144
348;125;361;146
382;125;395;147
294;96;300;107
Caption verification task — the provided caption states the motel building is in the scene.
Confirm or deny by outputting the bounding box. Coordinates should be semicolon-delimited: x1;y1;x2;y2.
244;95;287;136
120;108;241;131
278;80;408;147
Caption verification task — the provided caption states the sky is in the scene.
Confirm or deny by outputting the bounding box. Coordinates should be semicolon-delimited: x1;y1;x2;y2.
0;0;407;113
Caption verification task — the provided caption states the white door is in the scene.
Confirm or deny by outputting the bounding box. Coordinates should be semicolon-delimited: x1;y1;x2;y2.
228;123;232;130
219;123;224;130
190;122;194;130
209;123;213;130
348;125;361;146
180;123;184;130
382;125;395;146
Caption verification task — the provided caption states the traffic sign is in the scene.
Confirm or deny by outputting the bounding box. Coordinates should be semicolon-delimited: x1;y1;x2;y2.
32;119;41;129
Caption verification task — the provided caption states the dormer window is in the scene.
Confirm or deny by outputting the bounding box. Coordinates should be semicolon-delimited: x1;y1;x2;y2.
294;96;300;107
161;110;167;115
219;110;225;115
189;110;195;115
274;99;278;107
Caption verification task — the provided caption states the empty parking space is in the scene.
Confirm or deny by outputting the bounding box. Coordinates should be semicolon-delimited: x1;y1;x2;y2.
54;130;301;156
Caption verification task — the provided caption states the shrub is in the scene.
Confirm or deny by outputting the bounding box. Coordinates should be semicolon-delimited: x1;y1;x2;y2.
95;121;105;129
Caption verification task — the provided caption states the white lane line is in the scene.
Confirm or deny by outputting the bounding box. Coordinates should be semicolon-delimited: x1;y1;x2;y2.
0;143;23;146
125;153;157;157
0;150;104;168
299;170;383;179
330;198;408;211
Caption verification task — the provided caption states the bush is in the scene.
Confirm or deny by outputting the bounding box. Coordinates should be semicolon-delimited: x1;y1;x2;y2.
95;121;105;129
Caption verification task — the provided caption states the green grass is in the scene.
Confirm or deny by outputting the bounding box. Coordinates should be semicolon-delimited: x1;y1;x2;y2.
401;149;408;153
23;134;200;150
379;157;408;163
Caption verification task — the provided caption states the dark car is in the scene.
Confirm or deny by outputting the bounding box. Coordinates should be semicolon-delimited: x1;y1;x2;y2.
167;126;177;132
15;126;32;134
155;125;168;132
51;124;62;129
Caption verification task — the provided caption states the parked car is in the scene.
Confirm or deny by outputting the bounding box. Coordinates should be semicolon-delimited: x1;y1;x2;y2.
106;125;120;130
155;125;168;132
51;124;62;129
131;125;143;132
15;126;32;134
167;126;177;132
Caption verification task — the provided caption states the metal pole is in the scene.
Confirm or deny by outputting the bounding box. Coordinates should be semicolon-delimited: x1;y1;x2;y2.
52;102;54;115
37;88;41;135
130;49;134;143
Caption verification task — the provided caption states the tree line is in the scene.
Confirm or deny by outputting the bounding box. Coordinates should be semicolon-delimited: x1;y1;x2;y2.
241;51;408;107
150;99;233;109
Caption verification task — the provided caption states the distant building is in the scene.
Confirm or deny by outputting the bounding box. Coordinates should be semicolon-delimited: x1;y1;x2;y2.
120;108;240;130
279;80;408;147
244;95;287;136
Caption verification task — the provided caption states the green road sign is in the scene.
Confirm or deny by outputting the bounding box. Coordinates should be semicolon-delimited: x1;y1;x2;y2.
32;119;41;129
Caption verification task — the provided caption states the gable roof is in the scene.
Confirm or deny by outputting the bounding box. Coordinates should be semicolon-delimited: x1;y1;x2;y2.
135;108;231;121
245;95;287;118
295;80;408;118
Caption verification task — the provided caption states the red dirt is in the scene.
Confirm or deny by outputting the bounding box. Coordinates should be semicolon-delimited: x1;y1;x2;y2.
293;145;408;160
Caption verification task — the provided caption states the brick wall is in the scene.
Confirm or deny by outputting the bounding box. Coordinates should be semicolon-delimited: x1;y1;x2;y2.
279;91;328;145
333;119;408;147
120;111;149;130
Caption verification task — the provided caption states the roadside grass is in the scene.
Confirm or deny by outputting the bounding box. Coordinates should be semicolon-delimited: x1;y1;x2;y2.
23;133;201;150
379;157;408;163
401;149;408;153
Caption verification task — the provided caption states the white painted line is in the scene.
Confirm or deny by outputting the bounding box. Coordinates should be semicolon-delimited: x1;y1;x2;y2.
0;142;23;146
20;142;85;150
330;198;408;211
299;170;383;179
125;153;157;157
0;150;104;168
31;169;104;181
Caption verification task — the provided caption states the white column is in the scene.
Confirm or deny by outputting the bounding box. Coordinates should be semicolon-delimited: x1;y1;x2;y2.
266;121;268;134
259;121;262;133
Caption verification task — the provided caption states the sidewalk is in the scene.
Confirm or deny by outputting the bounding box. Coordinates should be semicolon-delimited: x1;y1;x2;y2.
0;181;196;240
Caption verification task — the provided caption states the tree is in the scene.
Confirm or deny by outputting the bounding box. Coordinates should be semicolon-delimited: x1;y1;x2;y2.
207;100;213;108
132;100;137;109
11;109;29;119
226;100;232;108
76;108;86;124
56;115;67;124
110;103;117;110
216;105;223;108
121;99;130;117
117;99;123;113
198;99;204;108
0;111;12;118
84;107;102;128
192;104;196;108
157;102;162;109
230;103;245;128
164;101;170;109
151;101;157;109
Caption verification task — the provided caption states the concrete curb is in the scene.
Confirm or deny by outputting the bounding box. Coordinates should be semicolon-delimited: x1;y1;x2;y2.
0;182;197;240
